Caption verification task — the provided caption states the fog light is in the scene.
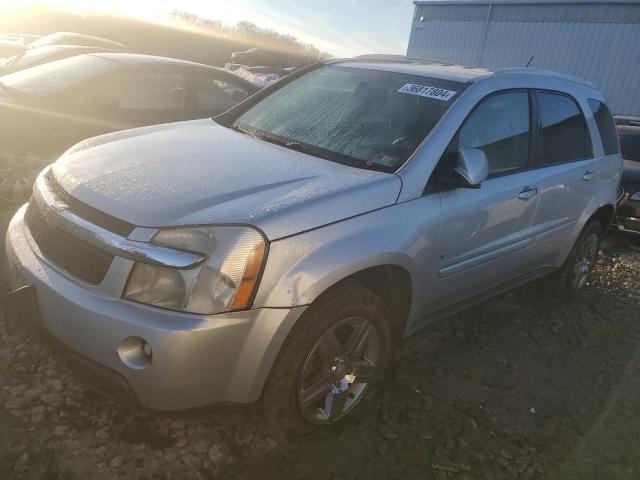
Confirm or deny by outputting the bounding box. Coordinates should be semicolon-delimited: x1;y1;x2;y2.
117;336;152;369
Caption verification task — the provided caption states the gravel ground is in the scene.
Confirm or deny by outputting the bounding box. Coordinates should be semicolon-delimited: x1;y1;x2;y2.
0;224;639;479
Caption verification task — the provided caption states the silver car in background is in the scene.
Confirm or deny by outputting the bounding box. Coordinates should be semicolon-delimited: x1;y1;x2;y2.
4;55;622;437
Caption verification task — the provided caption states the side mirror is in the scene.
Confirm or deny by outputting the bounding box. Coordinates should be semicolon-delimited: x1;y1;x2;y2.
454;148;489;188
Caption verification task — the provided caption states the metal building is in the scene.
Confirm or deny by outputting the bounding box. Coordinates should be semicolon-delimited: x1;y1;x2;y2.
407;0;640;114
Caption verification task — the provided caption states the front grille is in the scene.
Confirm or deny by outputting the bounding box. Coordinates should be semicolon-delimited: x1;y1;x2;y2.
44;171;135;237
25;199;115;285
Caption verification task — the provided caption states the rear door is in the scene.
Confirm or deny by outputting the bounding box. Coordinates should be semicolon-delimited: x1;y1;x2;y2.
527;91;597;266
430;90;541;311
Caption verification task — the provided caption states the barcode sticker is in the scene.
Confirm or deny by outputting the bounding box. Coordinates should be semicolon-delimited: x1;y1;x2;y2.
398;83;457;101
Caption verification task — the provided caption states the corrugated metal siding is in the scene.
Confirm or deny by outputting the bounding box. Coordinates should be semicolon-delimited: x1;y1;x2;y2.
407;3;640;114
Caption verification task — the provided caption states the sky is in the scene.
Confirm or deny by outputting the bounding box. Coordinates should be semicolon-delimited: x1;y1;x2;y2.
3;0;417;57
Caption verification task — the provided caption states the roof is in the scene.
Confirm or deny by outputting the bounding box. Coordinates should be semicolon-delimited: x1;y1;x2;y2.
336;56;492;83
336;56;594;87
29;32;126;50
414;0;640;5
84;53;260;90
89;52;218;68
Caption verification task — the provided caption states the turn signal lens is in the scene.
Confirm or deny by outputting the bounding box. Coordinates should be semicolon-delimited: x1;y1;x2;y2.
230;242;266;310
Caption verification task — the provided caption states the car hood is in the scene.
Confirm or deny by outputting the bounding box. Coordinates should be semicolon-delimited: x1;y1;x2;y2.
52;119;402;240
622;160;640;190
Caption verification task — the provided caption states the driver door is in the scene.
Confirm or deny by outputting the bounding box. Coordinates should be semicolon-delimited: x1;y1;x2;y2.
428;90;541;313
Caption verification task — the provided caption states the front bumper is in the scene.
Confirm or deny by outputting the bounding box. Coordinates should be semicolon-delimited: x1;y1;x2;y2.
5;205;306;411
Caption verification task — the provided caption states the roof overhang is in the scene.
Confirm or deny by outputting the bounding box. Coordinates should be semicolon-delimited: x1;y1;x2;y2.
414;0;640;5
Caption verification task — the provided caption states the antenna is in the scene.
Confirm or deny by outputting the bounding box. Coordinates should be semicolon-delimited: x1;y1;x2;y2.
526;55;534;68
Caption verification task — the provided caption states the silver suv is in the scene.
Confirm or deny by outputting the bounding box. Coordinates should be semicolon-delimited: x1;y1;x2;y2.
4;56;622;436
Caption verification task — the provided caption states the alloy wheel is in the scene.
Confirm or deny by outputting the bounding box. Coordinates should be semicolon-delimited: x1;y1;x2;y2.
297;316;381;424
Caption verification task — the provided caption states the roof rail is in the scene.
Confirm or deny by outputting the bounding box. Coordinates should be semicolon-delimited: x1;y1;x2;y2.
493;67;596;88
350;54;453;66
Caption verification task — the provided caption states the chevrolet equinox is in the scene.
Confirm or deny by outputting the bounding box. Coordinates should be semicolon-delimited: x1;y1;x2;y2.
4;55;623;437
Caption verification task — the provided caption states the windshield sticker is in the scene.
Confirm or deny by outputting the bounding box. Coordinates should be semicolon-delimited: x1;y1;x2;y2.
368;152;400;168
398;84;457;101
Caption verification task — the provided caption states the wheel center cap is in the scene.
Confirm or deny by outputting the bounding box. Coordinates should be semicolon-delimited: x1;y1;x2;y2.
331;357;353;381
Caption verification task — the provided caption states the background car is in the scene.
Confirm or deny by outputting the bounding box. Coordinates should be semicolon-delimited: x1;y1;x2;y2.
0;44;116;74
230;47;287;67
0;31;124;65
21;31;125;52
0;34;27;58
0;53;260;205
614;115;640;236
0;33;41;44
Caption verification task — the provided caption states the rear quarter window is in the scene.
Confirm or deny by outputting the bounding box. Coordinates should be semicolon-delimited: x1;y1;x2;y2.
588;99;620;156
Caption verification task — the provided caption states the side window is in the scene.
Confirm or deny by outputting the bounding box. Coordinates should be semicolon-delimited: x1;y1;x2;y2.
89;69;187;111
196;75;249;112
537;92;592;165
588;99;620;156
456;91;531;176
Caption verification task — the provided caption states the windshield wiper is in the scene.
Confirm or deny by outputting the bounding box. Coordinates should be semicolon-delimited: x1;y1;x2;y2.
231;124;307;153
260;135;307;153
230;124;259;139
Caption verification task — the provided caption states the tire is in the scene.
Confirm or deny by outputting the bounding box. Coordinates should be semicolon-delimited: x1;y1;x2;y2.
256;283;394;440
554;220;603;295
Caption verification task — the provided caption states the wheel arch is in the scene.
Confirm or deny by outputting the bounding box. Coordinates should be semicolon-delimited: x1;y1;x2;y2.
588;203;615;232
241;261;414;403
312;264;413;343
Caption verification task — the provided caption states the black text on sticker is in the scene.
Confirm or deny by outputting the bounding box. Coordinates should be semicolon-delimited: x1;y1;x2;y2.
398;84;457;101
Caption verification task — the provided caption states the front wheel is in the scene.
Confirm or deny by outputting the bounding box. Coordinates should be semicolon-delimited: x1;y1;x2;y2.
257;283;394;439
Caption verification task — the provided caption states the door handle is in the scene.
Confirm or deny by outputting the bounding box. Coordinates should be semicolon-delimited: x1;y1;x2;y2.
583;170;595;181
518;186;538;200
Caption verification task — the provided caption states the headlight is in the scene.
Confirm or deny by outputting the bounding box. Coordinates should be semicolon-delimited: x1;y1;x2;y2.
123;226;266;314
631;191;640;202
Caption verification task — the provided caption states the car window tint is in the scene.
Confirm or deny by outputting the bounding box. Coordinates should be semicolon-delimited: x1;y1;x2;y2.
196;75;248;112
457;91;530;176
588;99;620;156
537;92;592;165
111;71;186;110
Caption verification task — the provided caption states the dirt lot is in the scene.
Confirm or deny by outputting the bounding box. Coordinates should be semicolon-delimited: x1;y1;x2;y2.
0;221;639;479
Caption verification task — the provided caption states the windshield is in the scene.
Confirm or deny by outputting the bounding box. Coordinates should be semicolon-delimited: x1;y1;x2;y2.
0;54;117;97
233;65;464;172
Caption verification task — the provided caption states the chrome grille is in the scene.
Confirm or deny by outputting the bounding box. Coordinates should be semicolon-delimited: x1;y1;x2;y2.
25;199;115;285
43;170;135;237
